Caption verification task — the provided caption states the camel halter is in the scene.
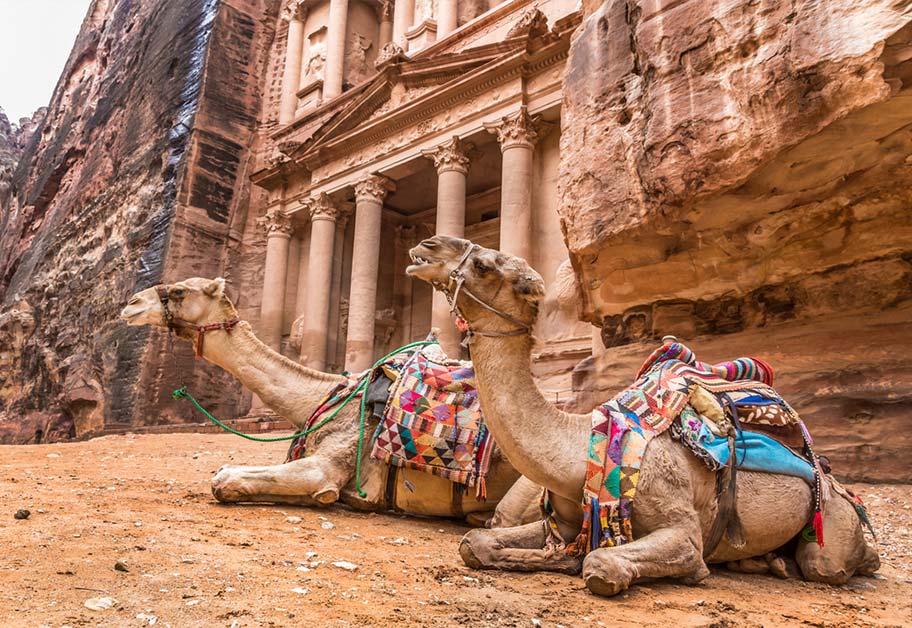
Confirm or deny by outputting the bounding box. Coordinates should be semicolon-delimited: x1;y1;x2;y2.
437;243;533;347
155;285;239;357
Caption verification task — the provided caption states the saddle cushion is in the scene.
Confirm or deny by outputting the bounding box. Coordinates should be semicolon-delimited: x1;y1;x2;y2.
371;342;494;496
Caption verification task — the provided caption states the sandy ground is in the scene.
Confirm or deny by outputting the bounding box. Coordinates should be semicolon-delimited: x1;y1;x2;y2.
1;433;910;628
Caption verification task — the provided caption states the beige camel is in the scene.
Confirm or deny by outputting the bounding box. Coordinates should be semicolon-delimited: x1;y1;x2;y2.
406;235;880;595
120;277;536;526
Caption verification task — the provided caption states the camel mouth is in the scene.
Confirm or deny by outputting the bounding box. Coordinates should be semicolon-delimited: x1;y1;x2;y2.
406;251;434;276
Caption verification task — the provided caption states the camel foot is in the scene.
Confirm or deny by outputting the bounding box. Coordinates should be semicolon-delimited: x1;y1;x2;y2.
726;553;794;579
211;464;243;502
582;526;709;596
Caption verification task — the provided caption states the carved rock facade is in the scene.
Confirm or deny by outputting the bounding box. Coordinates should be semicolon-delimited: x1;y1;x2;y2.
0;0;276;443
560;0;912;481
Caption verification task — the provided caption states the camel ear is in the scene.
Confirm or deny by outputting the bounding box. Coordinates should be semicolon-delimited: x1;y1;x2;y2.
204;277;226;297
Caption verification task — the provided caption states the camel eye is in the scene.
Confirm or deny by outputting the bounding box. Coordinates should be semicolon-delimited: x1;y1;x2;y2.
473;258;493;274
171;288;185;297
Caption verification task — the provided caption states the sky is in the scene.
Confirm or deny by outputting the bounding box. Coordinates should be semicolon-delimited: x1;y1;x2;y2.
0;0;93;124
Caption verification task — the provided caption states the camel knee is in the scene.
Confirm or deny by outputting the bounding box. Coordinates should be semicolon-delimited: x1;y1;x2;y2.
459;529;495;569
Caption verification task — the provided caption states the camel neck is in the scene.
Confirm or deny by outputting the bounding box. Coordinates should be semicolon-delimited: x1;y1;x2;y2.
198;322;343;426
468;333;590;501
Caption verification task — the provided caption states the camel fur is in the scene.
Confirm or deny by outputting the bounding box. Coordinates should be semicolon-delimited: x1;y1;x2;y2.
120;277;534;526
406;235;880;595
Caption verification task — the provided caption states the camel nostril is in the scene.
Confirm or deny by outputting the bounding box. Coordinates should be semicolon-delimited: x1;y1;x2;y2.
127;297;140;305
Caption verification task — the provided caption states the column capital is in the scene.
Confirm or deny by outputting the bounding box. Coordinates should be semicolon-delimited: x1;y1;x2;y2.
354;174;396;204
305;193;352;223
281;0;307;21
379;0;394;20
258;210;294;238
484;106;553;151
422;136;472;175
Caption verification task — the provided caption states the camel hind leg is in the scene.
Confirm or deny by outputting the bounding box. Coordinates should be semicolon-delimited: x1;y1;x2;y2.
796;492;880;584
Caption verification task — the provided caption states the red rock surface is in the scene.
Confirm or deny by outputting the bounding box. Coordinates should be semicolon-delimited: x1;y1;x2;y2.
0;0;278;443
560;1;912;481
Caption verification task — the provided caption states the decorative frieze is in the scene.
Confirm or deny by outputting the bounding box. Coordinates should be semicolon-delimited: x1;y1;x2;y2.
484;106;552;151
354;174;396;203
258;210;294;238
375;42;407;69
421;136;472;174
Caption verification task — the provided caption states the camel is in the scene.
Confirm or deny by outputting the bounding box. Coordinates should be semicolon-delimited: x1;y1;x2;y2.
119;277;537;526
406;235;880;595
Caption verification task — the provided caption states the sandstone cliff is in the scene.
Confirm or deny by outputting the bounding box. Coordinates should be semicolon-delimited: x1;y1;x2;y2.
560;0;912;481
0;0;277;443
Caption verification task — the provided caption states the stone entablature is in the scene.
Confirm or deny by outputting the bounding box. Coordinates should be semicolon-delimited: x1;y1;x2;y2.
253;12;578;202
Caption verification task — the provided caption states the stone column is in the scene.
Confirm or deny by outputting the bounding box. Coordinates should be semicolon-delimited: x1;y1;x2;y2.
279;2;306;124
258;210;294;350
379;0;394;49
324;0;350;100
485;107;551;262
300;194;350;370
392;0;415;48
437;0;458;38
345;174;396;372
422;137;471;356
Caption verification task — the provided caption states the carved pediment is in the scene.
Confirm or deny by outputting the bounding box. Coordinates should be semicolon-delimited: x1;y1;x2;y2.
302;41;523;155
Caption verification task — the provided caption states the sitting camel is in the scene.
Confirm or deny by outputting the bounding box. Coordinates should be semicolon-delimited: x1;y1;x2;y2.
120;277;536;526
406;235;880;595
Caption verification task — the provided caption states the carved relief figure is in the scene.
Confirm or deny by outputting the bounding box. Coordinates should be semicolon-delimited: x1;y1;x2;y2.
346;33;373;86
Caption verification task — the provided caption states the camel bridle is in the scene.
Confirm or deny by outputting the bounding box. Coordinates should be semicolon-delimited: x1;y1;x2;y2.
155;285;239;357
434;243;533;346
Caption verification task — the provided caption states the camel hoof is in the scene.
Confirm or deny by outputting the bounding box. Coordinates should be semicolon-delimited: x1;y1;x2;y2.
210;466;243;502
458;531;487;569
584;573;628;597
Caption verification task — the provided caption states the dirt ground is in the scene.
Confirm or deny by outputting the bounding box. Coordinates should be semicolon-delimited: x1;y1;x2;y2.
1;433;910;628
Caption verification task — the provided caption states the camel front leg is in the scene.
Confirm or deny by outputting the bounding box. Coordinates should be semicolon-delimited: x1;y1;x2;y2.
582;525;710;597
487;476;544;528
459;521;583;575
211;455;348;506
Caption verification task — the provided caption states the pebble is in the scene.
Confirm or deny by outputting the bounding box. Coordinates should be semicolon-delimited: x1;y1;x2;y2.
13;509;30;520
292;587;311;595
286;516;303;524
84;597;118;611
114;561;129;572
321;521;335;530
331;561;359;571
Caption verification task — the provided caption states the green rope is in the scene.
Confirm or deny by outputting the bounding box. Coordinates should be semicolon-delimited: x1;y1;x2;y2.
171;340;435;494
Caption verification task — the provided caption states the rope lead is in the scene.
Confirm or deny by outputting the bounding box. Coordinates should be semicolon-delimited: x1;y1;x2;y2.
170;340;435;495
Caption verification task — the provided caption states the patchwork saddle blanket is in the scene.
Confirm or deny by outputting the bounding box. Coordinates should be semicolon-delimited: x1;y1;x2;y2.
571;340;832;555
371;341;494;498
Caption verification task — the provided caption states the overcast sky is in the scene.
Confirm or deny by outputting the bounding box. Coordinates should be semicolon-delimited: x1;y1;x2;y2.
0;0;93;123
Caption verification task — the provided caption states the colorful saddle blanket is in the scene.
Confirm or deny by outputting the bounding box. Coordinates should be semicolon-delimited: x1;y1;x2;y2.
371;341;494;498
572;340;828;555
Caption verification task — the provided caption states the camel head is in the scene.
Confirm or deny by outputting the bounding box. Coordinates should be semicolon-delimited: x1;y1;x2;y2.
120;277;237;341
407;236;545;335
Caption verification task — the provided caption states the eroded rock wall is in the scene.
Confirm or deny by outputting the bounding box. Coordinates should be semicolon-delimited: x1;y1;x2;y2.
0;0;278;443
559;0;912;481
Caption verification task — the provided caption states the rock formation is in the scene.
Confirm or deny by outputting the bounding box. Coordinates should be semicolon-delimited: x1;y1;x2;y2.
0;0;278;443
559;0;912;481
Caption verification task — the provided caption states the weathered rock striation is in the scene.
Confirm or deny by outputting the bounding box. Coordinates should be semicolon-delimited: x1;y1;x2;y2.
0;0;278;443
560;0;912;481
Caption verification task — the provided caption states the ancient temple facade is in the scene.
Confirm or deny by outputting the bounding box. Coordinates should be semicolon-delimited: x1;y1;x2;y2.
240;0;594;399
